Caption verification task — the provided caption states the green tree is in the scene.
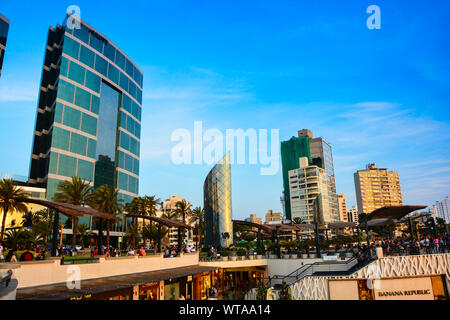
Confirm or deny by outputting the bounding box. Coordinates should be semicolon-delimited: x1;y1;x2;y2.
190;207;204;249
142;224;168;244
256;281;268;300
90;185;123;251
175;200;191;243
278;282;292;300
53;177;93;250
77;223;90;249
0;179;30;242
126;223;141;249
31;209;54;246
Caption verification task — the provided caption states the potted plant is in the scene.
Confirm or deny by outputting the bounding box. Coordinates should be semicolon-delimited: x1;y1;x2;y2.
256;248;264;259
220;248;229;261
229;249;237;261
237;248;246;260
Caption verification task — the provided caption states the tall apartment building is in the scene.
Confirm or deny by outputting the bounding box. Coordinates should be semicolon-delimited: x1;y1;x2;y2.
157;196;193;246
28;15;143;235
354;163;402;215
434;197;450;223
288;157;339;225
281;129;339;222
0;14;10;77
338;194;348;222
347;205;359;224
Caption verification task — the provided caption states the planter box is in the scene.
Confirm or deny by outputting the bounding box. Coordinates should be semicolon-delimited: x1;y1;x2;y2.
301;254;308;259
290;254;297;259
230;256;237;261
256;255;263;260
309;253;317;258
249;255;255;260
222;256;229;261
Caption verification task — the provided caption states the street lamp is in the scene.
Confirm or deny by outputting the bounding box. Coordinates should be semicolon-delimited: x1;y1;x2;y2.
312;197;321;258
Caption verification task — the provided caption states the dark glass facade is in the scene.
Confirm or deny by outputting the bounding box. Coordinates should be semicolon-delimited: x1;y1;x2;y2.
29;15;143;232
0;14;10;77
204;153;233;248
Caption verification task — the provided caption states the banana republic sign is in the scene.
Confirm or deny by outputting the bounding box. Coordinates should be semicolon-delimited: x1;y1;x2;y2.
373;277;434;300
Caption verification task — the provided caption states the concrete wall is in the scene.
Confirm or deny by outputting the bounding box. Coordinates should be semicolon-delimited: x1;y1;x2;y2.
267;258;322;277
2;252;199;289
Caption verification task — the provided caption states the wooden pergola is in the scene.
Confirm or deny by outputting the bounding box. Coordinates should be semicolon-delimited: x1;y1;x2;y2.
16;197;121;256
125;214;192;253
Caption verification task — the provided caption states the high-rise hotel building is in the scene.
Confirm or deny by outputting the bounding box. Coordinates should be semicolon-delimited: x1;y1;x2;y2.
354;163;402;215
29;15;143;211
0;14;10;77
281;129;339;223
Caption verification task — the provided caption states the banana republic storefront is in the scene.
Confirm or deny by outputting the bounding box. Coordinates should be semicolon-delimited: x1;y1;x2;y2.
328;275;448;300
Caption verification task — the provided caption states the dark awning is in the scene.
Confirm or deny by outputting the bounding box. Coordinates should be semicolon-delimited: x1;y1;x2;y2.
125;214;192;229
233;220;275;232
361;205;427;227
17;198;121;221
16;265;218;300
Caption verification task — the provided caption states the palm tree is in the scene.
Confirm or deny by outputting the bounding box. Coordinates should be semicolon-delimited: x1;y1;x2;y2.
32;210;54;246
144;196;160;228
0;179;30;241
175;200;191;243
190;207;204;249
126;223;141;249
125;197;146;227
53;176;93;250
77;223;89;249
142;224;168;245
90;185;123;251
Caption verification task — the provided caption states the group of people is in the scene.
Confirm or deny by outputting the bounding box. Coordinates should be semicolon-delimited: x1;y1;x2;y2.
375;235;449;256
0;246;36;263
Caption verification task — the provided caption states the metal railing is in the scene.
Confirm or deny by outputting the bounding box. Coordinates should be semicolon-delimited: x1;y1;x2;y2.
60;257;100;265
265;257;373;288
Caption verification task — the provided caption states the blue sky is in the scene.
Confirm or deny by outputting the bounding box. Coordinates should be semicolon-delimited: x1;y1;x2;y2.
1;1;449;220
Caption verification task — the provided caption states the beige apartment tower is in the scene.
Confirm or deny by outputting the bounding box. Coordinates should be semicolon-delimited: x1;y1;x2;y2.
338;194;348;222
354;163;403;215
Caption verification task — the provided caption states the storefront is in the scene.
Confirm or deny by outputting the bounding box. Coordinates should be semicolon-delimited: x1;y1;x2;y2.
139;282;160;300
329;275;448;300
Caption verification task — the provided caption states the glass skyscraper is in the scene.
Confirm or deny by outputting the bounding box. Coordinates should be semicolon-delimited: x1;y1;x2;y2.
0;14;10;77
204;153;233;248
29;15;143;232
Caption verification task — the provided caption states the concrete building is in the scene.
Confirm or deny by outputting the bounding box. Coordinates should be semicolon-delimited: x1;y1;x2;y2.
347;205;359;225
265;210;283;224
288;157;340;226
338;194;348;222
204;153;233;248
245;214;262;225
157;195;193;246
281;129;339;221
435;197;450;223
354;163;403;215
0;176;47;230
0;14;9;77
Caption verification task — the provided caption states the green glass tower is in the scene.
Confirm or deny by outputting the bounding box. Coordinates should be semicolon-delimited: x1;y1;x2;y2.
29;15;143;235
281;136;311;220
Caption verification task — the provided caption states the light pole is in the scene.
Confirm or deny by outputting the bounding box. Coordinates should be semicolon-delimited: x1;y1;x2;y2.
313;197;321;258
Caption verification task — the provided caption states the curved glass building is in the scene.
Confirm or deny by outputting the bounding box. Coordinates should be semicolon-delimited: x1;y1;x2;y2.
203;153;233;248
28;14;142;237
